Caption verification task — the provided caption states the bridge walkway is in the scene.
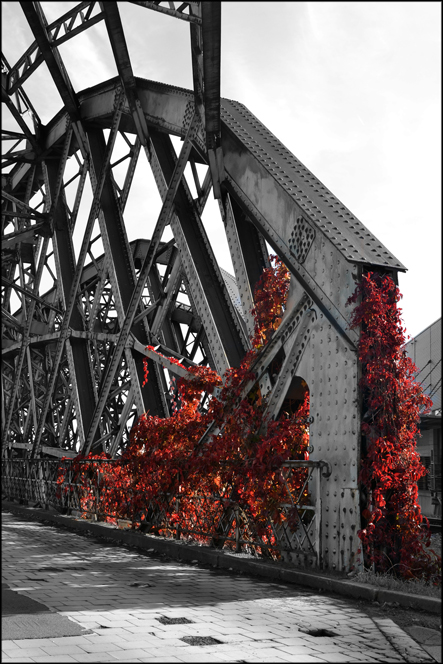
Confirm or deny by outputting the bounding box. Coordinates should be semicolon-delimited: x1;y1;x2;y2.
1;508;434;663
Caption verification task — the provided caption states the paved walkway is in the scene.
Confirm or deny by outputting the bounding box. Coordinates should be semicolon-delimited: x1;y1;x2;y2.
1;510;433;663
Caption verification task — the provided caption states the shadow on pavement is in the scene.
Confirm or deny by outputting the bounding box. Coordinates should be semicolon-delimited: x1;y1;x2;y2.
2;583;93;640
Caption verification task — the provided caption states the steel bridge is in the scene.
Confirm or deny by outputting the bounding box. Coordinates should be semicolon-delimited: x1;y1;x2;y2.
1;1;405;572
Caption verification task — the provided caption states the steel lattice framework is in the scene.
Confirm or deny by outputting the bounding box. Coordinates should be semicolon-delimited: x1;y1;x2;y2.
2;1;405;571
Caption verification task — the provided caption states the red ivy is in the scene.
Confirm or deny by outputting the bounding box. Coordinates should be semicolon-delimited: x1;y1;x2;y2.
347;271;440;582
58;256;310;553
250;255;290;350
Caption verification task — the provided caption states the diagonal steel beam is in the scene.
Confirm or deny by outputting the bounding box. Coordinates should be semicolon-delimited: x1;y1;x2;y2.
2;52;41;130
224;194;270;295
46;153;98;450
7;3;104;95
151;249;182;337
151;130;248;368
1;191;49;218
1;277;62;315
193;294;314;450
82;112;200;455
20;2;79;119
2;158;53;450
19;2;90;159
131;338;197;380
87;127;166;422
1;85;39;149
30;91;125;458
149;141;228;375
219;193;255;337
259;306;316;432
1;236;51;447
100;1;151;154
224;174;359;351
128;1;202;25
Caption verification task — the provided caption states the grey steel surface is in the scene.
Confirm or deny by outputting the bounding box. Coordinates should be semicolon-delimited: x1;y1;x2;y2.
220;98;405;271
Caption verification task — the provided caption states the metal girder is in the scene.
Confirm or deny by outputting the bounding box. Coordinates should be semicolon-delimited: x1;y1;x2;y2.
1;53;41;133
29;92;125;458
259;305;316;430
1;85;39;150
86;126;166;421
201;2;223;198
131;337;197;379
219;194;255;337
194;292;314;449
150;129;248;368
189;2;204;114
128;1;201;24
45;156;97;449
16;3;93;170
20;3;80;120
223;173;358;351
6;3;104;96
150;247;183;338
201;2;221;139
2;176;53;449
1;277;62;315
146;134;226;373
82;112;200;455
222;193;270;294
101;1;151;154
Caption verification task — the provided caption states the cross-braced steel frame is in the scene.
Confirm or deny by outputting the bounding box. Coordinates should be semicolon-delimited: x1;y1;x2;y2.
2;1;405;572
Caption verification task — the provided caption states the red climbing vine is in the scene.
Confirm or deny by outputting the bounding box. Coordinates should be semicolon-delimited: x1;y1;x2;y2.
347;271;440;582
57;256;310;555
56;263;440;578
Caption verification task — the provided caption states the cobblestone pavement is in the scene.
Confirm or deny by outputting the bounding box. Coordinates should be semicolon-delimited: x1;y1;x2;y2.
1;511;431;663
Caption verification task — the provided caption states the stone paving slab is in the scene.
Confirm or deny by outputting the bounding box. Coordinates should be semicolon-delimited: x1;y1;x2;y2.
4;500;440;616
2;508;436;663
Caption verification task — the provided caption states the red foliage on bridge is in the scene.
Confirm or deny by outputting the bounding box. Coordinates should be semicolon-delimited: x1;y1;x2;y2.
58;265;440;580
347;271;439;581
58;256;310;554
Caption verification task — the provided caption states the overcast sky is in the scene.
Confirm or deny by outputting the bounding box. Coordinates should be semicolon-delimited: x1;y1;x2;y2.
2;1;441;340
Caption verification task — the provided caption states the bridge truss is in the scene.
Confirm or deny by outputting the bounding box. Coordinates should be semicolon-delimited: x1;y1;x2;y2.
2;1;405;571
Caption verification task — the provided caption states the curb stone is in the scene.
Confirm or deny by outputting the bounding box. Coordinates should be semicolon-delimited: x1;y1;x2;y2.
404;627;442;663
374;618;436;663
2;500;441;620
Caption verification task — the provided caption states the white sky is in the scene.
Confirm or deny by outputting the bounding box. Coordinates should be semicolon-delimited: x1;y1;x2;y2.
2;1;441;340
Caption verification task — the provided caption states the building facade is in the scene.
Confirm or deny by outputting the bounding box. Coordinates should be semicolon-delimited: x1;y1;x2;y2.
404;318;441;518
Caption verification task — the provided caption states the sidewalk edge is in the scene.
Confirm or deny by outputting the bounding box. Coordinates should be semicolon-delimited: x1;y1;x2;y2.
2;500;441;617
373;618;436;663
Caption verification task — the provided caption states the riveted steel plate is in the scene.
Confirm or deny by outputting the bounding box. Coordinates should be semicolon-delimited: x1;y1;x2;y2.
289;216;316;264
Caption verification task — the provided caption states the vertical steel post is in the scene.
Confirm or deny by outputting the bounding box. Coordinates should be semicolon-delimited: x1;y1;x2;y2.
235;507;241;553
315;465;322;568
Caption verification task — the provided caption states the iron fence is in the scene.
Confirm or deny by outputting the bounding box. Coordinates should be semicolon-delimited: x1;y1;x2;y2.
2;457;331;567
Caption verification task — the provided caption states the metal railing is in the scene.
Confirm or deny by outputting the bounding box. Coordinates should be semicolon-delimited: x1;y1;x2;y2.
2;457;331;567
